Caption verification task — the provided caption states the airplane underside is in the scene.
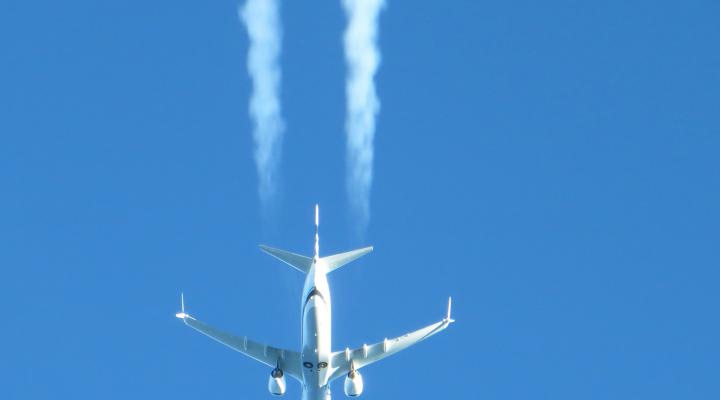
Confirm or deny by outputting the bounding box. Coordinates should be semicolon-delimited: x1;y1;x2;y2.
176;205;453;398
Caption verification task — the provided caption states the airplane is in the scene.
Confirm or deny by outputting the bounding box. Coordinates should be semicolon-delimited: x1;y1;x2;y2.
176;205;454;399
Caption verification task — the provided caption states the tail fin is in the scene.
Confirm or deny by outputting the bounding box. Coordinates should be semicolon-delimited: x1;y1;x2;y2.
322;246;373;273
314;204;319;258
260;204;372;274
259;245;313;274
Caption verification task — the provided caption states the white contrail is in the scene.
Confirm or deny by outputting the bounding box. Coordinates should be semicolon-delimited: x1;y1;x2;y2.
341;0;385;230
240;0;284;205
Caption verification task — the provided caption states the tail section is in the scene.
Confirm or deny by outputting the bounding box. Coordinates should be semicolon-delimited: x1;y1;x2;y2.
260;204;372;274
322;246;373;273
259;245;313;274
314;204;320;259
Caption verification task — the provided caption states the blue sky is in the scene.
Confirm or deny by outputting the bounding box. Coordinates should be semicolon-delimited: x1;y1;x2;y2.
1;0;719;399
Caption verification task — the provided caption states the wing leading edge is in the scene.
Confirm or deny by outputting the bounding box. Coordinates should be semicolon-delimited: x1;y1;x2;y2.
176;296;303;381
328;298;455;382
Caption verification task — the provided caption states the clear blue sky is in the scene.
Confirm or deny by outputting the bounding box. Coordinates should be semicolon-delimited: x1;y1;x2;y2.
1;0;719;399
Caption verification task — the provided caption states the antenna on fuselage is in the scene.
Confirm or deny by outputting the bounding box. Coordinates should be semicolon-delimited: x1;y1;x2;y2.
314;204;320;259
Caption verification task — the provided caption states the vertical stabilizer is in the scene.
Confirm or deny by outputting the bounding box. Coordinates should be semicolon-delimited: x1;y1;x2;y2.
314;204;320;258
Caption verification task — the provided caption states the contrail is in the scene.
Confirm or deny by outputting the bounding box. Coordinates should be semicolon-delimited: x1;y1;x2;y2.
341;0;385;230
240;0;284;206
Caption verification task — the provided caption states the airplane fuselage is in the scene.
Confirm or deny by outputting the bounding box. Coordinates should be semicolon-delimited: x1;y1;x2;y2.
301;258;333;400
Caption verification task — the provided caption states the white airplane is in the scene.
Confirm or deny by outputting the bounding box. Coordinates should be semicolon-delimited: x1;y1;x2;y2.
176;205;454;399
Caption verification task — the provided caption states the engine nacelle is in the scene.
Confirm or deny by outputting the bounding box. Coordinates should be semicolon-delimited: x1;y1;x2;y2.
268;368;286;396
343;370;364;397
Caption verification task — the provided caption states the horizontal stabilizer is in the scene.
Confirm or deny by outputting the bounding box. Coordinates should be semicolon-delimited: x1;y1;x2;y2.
259;245;313;274
322;246;373;274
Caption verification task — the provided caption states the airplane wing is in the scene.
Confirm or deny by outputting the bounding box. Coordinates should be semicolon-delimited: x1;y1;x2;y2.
176;296;302;381
328;298;454;382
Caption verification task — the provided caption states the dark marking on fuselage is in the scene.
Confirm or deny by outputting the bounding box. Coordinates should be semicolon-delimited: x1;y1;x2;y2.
304;287;325;307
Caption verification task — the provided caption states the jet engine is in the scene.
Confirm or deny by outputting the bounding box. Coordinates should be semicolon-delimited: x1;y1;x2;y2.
343;368;364;397
268;367;286;396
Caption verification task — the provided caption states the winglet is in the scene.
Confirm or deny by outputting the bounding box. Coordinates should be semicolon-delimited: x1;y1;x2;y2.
175;292;189;319
445;297;455;323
